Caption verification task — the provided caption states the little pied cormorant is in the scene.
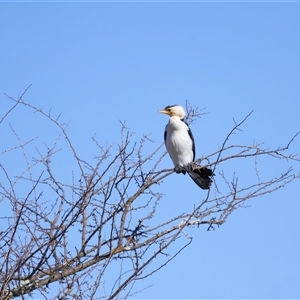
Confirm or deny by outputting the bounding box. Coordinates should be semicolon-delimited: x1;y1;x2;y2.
158;104;213;190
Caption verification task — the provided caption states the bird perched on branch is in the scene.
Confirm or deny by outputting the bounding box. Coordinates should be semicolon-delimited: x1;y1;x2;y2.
158;104;213;190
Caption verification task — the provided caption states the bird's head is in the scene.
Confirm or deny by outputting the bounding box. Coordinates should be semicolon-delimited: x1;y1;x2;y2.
158;105;185;119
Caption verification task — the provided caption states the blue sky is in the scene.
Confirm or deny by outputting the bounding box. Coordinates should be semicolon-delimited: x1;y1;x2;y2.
1;2;300;299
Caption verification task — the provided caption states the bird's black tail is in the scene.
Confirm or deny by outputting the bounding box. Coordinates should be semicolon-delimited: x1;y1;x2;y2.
186;162;214;190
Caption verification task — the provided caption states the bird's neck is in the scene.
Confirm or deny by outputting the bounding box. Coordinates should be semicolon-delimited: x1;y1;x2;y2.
169;115;183;123
168;116;186;129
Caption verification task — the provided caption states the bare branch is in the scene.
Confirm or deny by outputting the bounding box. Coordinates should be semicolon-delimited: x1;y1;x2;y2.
0;88;299;299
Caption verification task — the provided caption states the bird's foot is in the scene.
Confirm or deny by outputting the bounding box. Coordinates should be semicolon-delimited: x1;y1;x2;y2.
174;165;186;174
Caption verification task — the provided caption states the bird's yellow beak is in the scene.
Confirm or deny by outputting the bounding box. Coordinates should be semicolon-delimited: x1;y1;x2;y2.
158;109;170;116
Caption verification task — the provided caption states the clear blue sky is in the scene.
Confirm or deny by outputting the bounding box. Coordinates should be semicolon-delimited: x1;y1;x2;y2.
1;2;300;299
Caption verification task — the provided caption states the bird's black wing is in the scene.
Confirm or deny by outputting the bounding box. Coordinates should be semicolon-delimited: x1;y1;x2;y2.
182;119;196;161
164;125;167;144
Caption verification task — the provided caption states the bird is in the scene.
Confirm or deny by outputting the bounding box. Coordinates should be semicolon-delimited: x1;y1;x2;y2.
158;104;213;189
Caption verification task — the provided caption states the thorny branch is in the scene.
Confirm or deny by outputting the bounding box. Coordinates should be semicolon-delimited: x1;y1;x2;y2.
0;86;299;299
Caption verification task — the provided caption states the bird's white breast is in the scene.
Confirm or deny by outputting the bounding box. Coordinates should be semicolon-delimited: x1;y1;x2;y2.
165;117;194;167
